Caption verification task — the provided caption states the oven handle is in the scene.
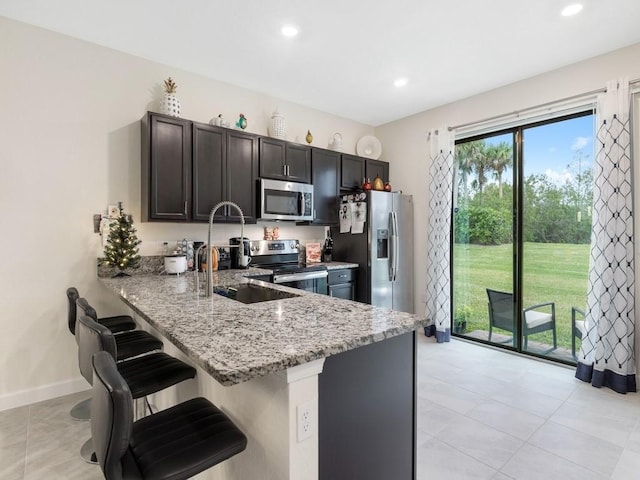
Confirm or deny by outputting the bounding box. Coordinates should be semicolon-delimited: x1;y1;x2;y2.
273;271;328;283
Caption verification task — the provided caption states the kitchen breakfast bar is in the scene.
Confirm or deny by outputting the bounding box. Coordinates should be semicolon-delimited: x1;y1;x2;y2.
99;268;428;480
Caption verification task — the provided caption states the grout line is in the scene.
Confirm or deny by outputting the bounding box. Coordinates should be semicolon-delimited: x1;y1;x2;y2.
22;405;32;479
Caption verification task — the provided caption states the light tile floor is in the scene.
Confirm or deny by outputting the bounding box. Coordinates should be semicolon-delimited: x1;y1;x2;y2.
2;336;640;479
417;334;640;479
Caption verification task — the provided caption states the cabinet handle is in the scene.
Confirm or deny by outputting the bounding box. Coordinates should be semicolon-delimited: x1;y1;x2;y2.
339;274;347;278
283;164;286;176
184;201;187;216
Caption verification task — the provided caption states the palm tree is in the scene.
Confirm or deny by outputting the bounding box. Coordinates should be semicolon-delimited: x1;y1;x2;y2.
470;142;490;195
454;141;479;199
487;142;513;198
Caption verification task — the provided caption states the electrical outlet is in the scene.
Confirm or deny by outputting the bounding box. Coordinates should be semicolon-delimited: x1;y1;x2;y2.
297;401;314;443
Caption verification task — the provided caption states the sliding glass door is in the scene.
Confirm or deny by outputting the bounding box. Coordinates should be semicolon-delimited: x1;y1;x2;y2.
452;112;594;363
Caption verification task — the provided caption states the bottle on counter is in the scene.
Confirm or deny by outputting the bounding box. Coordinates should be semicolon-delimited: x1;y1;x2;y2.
322;235;333;263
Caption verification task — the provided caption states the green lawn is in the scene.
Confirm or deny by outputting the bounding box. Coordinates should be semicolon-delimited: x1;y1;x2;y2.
453;242;589;350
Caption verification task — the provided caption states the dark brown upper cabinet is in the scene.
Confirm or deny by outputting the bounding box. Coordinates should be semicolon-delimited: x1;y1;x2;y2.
365;159;389;185
259;137;311;184
142;112;258;223
142;113;192;221
309;148;340;225
340;154;366;191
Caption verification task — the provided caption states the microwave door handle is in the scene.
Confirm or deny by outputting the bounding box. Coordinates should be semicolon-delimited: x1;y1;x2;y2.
299;192;304;216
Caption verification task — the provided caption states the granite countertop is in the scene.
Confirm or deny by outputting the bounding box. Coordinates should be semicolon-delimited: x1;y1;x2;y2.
99;269;426;386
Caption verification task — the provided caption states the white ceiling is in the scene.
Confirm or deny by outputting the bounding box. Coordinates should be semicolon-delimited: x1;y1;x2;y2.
2;0;640;126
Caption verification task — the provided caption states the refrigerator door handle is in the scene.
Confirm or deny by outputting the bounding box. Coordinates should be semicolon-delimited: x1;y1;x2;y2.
389;211;399;282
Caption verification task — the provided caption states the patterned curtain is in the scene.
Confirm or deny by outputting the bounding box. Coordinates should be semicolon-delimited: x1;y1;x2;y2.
424;128;455;343
575;78;636;394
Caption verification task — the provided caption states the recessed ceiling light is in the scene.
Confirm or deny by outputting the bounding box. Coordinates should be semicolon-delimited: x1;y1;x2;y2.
281;25;299;37
561;4;583;16
394;78;408;88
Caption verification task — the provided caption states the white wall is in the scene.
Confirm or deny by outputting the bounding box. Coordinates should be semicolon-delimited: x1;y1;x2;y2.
0;16;374;409
375;42;640;347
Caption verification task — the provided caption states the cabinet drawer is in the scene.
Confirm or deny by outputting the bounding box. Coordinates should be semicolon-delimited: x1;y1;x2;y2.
328;268;356;285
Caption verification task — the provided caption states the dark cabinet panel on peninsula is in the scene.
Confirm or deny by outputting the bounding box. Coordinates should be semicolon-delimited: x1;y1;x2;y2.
142;113;191;221
310;148;340;225
328;268;356;300
259;137;311;183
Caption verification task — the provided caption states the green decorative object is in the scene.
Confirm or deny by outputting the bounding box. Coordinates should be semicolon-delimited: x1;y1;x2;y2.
101;202;142;277
236;113;247;130
305;130;313;144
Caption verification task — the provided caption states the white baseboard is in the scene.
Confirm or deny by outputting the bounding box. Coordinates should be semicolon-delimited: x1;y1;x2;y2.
0;377;90;412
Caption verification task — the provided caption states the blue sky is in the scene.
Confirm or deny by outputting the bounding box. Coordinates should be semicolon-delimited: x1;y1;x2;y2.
482;114;595;185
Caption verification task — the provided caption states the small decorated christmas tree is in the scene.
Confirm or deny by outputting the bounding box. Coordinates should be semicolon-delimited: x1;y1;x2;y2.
102;202;141;277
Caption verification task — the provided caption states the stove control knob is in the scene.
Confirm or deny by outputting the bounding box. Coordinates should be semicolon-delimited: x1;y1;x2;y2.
251;245;258;252
291;242;299;249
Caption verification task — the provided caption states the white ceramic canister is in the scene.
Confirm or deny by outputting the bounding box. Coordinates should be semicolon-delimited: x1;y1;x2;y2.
164;254;187;274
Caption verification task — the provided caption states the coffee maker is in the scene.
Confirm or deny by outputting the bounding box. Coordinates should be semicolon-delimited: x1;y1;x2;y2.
229;237;251;269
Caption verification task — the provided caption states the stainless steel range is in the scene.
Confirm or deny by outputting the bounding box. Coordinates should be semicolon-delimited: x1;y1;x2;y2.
249;239;328;294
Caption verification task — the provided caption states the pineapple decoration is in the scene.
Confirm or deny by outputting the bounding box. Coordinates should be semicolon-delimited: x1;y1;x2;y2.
102;202;142;277
159;77;181;117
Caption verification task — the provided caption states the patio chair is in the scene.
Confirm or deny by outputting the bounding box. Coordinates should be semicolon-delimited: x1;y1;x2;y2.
486;289;557;351
571;307;586;359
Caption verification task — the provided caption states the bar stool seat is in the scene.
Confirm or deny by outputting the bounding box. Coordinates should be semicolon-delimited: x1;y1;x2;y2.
77;297;163;361
67;287;136;335
92;351;247;480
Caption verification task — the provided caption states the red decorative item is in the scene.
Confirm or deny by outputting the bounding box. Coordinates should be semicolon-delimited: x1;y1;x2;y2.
384;182;392;192
363;177;372;191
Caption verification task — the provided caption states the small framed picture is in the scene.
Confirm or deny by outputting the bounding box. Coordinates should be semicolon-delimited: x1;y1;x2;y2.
107;204;119;219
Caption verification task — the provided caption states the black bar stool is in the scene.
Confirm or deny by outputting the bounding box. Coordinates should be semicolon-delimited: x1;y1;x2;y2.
66;286;137;421
91;350;247;480
77;315;197;464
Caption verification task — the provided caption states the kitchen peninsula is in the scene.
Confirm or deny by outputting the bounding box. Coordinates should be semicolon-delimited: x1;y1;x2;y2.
99;269;427;480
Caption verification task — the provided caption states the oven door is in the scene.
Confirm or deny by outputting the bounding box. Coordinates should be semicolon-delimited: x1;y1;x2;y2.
259;178;314;221
272;270;328;294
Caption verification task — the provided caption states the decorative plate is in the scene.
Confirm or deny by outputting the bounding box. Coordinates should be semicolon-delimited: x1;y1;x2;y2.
356;135;382;159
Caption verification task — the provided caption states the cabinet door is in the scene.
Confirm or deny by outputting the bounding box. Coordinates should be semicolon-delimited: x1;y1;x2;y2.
227;130;258;223
259;138;287;180
286;143;311;183
311;148;339;225
340;154;365;191
146;114;191;221
329;283;355;301
192;123;225;222
365;159;389;184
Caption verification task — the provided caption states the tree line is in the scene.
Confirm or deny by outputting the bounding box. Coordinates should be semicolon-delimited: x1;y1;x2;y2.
453;140;593;245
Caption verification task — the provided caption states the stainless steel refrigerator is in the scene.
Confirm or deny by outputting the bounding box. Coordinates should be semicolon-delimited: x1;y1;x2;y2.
330;191;414;313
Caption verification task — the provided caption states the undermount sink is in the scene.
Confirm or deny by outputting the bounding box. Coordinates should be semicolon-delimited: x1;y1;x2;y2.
213;283;300;304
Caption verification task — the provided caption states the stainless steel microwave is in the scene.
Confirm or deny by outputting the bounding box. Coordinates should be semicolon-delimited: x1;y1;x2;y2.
259;178;314;221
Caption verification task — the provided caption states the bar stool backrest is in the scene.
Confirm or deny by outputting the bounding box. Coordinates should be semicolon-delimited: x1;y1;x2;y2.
77;315;117;386
66;287;80;336
91;351;139;480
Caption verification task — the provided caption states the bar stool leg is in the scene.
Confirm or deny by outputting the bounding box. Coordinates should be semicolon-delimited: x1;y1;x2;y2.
80;438;98;464
70;397;91;421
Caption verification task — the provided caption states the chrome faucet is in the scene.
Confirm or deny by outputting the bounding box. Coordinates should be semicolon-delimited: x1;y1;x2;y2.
205;201;245;297
194;242;208;295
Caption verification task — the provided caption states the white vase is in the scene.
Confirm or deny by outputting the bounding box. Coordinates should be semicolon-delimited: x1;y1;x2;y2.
160;94;181;117
270;109;286;139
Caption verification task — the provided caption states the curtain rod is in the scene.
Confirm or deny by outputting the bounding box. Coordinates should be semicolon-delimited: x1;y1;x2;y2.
447;77;640;132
